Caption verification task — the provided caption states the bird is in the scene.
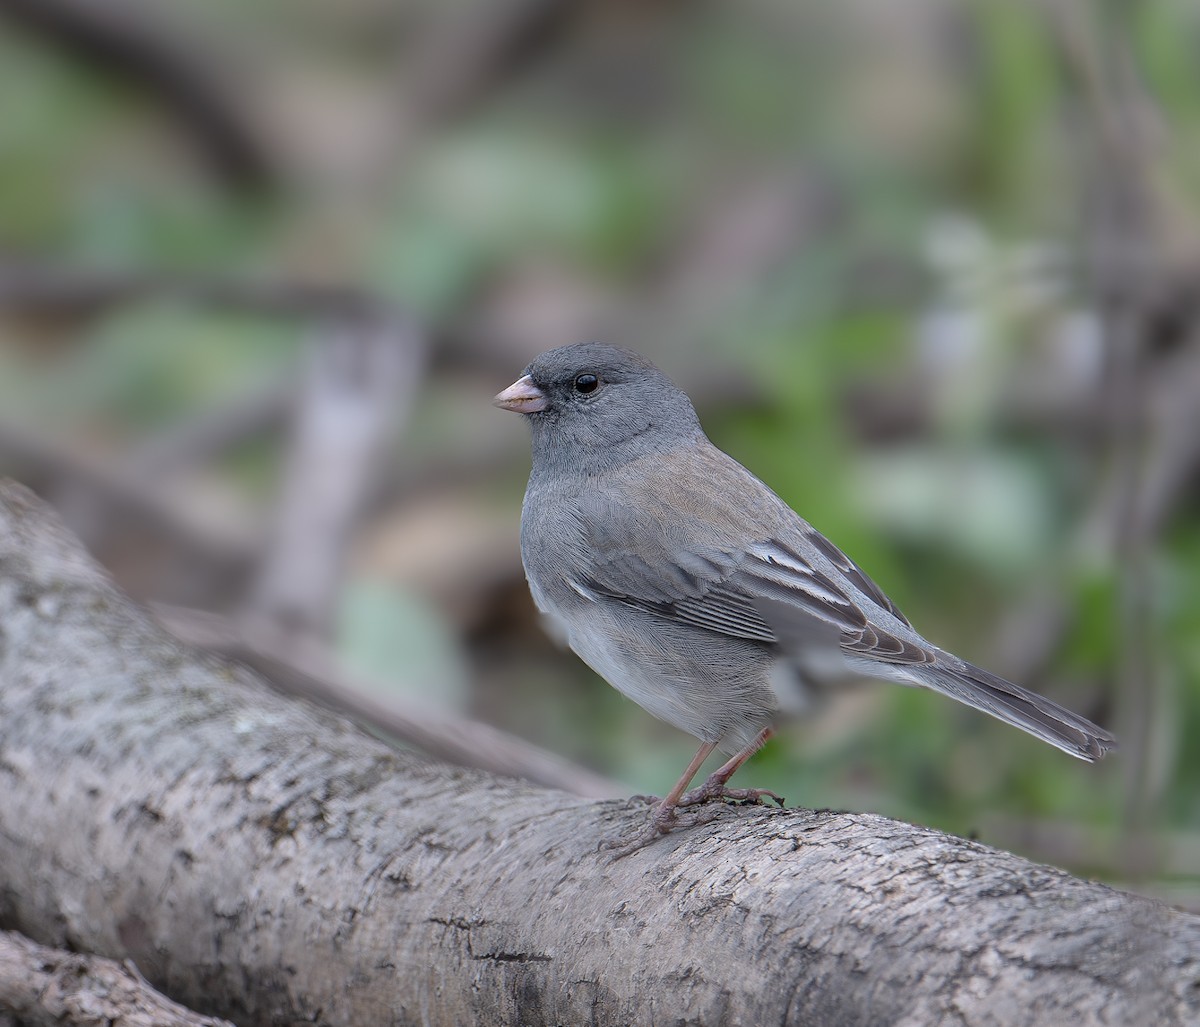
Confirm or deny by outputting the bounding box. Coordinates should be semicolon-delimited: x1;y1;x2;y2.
494;342;1116;848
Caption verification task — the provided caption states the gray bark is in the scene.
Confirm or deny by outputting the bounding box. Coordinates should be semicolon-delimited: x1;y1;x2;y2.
0;929;235;1027
0;480;1195;1026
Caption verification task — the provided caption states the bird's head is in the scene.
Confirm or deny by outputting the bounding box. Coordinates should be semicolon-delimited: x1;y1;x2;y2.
494;343;704;474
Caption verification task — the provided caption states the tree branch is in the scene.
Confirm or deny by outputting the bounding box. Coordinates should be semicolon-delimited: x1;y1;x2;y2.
0;480;1194;1025
0;930;234;1027
150;601;622;800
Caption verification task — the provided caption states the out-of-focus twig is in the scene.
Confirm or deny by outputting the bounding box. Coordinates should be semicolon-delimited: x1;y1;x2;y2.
1131;324;1200;540
0;0;274;188
125;381;293;479
0;414;254;604
151;601;623;800
247;318;427;640
0;261;398;321
1047;0;1184;876
653;169;826;329
400;0;581;130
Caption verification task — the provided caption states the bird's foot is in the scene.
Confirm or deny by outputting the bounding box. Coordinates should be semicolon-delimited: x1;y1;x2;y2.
677;773;785;810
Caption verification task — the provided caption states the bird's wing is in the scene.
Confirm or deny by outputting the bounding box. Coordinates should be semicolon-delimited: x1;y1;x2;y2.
567;446;929;664
572;539;782;644
733;534;935;666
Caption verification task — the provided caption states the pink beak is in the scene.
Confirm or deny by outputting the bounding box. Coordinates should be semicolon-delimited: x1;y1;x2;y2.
493;374;548;414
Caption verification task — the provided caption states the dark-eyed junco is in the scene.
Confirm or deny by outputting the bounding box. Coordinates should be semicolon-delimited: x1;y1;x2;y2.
495;343;1116;846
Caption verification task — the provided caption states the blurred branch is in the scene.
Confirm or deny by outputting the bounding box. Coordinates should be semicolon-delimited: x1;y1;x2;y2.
0;413;254;604
0;261;398;321
247;319;426;640
983;308;1200;705
981;326;1200;703
0;0;274;188
0;257;776;429
1130;324;1200;539
125;381;292;479
1047;1;1181;873
653;170;828;330
151;602;622;800
401;0;582;128
0;930;235;1027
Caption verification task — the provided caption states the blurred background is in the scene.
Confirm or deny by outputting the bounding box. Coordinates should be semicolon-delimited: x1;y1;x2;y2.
0;0;1196;906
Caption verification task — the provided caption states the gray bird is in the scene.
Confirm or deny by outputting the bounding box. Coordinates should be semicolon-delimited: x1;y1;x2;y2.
495;342;1116;845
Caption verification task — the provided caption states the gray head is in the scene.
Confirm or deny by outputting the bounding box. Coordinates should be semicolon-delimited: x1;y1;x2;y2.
494;343;704;475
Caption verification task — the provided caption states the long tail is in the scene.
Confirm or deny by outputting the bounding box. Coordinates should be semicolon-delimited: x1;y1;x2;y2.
920;658;1117;761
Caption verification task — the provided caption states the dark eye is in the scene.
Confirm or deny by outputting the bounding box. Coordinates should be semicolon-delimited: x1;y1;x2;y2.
574;373;599;394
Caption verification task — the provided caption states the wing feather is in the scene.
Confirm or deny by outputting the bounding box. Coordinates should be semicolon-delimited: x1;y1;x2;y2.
563;448;928;663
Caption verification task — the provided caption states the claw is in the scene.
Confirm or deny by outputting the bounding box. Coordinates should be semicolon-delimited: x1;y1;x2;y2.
676;773;786;810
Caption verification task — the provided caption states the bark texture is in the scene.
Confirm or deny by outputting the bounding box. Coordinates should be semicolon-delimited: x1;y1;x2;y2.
0;480;1195;1026
0;929;235;1027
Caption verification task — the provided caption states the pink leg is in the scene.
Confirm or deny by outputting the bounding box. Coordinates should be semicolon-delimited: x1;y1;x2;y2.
676;727;784;808
602;731;783;858
649;740;717;834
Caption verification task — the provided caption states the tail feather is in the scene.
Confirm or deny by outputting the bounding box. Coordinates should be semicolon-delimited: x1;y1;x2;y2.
922;659;1117;762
